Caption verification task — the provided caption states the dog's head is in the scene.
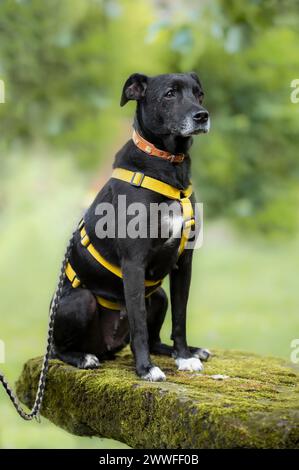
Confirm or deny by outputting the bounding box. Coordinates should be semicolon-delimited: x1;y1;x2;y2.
120;72;210;138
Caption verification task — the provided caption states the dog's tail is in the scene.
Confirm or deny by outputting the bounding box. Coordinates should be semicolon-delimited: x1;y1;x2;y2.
0;229;76;420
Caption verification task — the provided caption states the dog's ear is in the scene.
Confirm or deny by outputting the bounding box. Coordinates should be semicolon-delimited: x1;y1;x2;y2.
120;73;148;107
189;71;202;87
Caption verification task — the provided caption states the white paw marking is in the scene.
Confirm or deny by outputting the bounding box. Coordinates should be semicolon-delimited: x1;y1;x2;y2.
142;366;166;382
176;357;203;372
81;354;100;369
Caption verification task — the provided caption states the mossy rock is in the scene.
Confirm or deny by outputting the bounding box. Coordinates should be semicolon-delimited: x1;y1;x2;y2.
16;349;299;448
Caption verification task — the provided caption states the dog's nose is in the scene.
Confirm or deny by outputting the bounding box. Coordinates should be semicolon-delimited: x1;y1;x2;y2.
193;110;209;124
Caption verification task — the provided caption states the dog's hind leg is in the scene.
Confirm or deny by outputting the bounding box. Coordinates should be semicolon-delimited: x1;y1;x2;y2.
52;288;101;369
147;288;210;362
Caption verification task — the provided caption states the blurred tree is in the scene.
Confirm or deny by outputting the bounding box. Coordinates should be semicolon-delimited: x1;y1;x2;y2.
0;0;107;167
0;0;298;235
150;0;299;235
0;0;163;168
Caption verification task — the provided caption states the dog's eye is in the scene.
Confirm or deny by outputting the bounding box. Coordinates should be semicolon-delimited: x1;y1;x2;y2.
164;89;176;98
194;88;204;102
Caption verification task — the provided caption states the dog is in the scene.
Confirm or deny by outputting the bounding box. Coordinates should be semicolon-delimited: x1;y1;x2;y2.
52;72;211;381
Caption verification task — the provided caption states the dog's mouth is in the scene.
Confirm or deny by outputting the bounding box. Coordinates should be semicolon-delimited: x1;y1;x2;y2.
191;126;210;135
179;117;210;137
181;126;210;137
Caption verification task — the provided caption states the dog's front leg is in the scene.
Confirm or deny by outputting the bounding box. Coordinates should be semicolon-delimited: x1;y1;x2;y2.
122;260;166;381
170;250;203;372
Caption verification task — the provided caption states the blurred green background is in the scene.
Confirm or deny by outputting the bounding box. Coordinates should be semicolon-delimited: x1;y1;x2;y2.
0;0;299;449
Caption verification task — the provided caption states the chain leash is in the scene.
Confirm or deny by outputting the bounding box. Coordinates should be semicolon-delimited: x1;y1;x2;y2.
0;229;76;420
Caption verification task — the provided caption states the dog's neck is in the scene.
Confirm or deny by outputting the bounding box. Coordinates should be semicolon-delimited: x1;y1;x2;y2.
114;112;192;191
134;113;193;156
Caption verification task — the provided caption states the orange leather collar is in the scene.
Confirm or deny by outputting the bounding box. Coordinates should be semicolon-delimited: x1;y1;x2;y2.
132;129;185;163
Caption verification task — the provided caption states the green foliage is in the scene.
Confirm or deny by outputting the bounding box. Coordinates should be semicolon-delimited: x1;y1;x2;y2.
0;0;163;167
151;0;299;235
0;0;298;234
0;0;105;166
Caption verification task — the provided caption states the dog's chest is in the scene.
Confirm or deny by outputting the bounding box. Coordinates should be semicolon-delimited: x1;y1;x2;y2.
160;211;183;248
145;211;184;277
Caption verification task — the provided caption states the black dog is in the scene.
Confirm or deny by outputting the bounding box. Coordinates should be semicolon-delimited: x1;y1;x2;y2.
52;72;210;381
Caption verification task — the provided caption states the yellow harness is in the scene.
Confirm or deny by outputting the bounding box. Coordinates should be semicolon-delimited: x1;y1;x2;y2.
65;168;195;310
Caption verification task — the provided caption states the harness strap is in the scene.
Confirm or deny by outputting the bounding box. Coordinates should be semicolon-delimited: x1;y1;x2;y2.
95;295;121;311
80;225;162;288
65;262;161;310
111;168;192;200
65;168;195;310
178;197;195;256
65;262;81;288
112;167;195;255
65;262;121;310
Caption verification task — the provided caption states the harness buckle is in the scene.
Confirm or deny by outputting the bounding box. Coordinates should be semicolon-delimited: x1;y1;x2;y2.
130;172;145;187
183;217;195;229
72;275;81;288
65;263;82;288
81;228;91;248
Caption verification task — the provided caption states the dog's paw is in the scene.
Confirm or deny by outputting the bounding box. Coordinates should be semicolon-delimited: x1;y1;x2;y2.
79;354;100;369
191;348;211;361
176;357;203;372
141;366;166;382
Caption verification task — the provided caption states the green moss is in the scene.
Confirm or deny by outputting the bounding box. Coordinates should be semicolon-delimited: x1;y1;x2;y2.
16;349;299;448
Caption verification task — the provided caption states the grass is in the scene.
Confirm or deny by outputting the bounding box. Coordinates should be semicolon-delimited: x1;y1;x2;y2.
172;221;299;359
0;152;298;448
